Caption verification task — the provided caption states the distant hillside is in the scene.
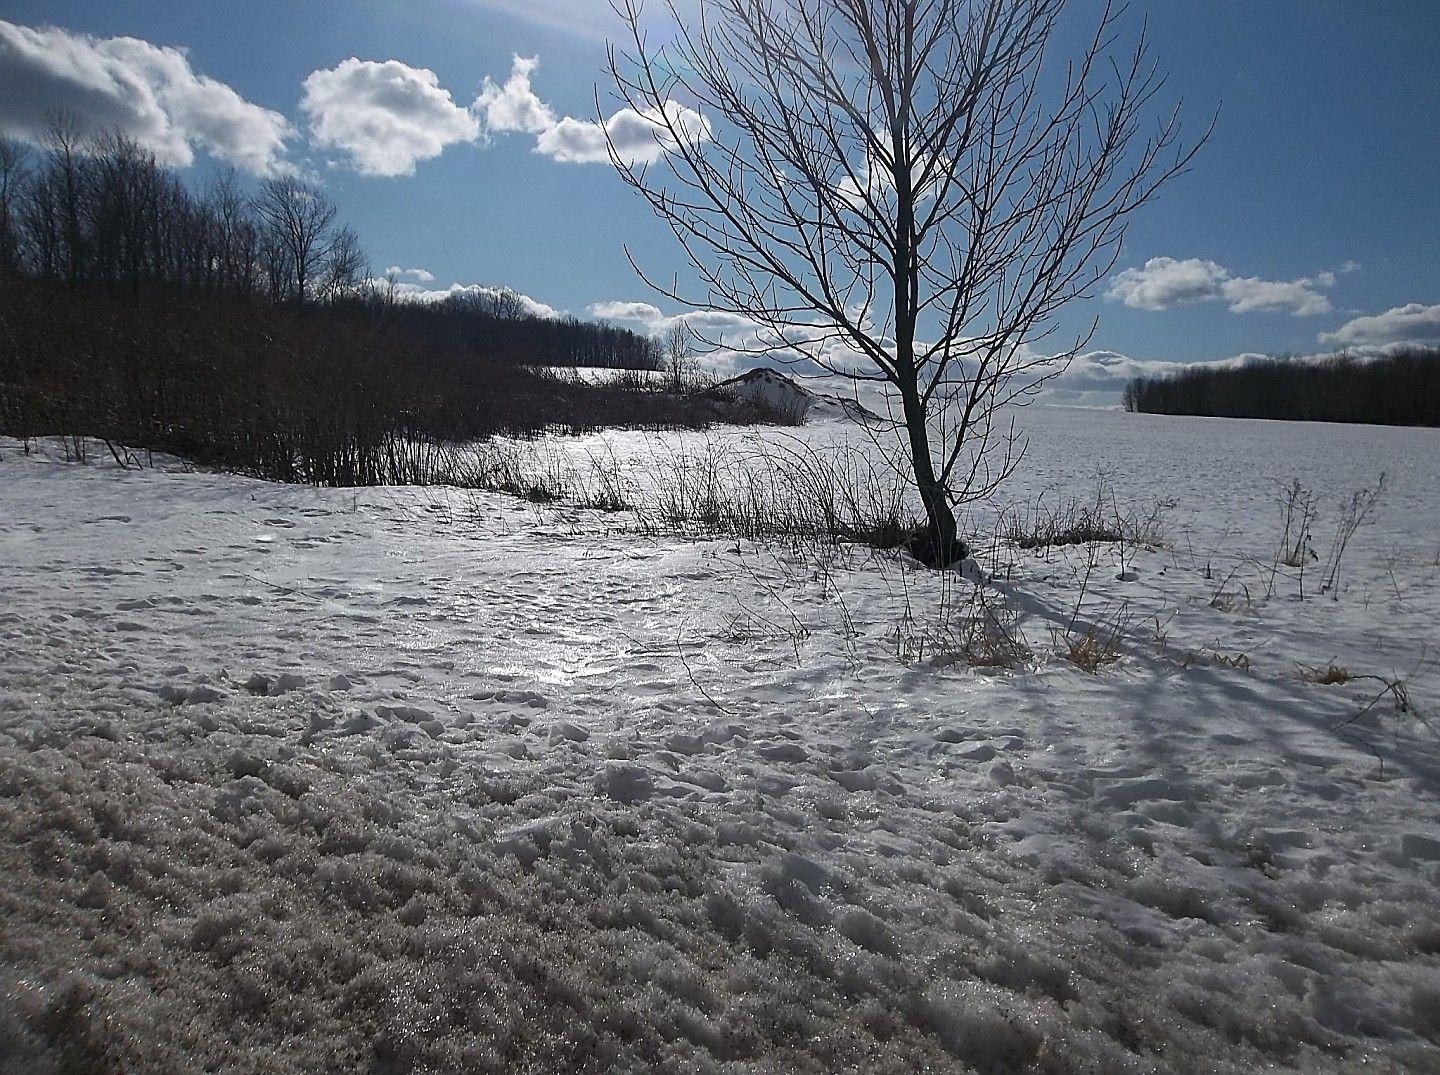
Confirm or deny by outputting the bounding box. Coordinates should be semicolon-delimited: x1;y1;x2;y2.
1123;348;1440;426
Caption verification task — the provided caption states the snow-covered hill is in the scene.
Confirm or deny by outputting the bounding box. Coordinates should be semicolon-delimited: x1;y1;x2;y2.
714;367;884;423
1;436;1437;1073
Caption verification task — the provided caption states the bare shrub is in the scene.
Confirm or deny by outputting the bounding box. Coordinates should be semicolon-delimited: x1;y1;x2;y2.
577;444;634;513
1001;478;1169;554
958;605;1032;669
1265;479;1318;599
1321;473;1387;598
1276;480;1318;569
895;580;1031;671
640;436;917;549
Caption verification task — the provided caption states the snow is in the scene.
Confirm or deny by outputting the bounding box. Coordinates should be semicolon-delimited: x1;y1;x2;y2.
1;412;1439;1073
713;367;883;423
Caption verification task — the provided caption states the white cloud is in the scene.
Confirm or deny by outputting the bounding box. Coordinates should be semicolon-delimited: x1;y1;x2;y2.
1107;257;1229;310
301;58;479;177
292;51;707;174
1107;256;1334;316
385;265;436;282
1320;302;1440;348
588;300;667;324
445;283;562;320
1220;276;1331;316
587;299;876;381
536;101;711;166
288;49;707;175
475;55;554;135
0;19;292;175
588;299;770;339
382;279;564;319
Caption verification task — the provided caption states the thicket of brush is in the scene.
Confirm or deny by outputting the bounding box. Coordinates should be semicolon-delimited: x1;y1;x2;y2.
0;280;798;485
1122;348;1440;427
0;125;791;485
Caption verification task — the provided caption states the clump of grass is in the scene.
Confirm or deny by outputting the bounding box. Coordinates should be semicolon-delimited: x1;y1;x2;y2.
898;588;1031;670
1299;662;1352;685
640;436;919;549
1001;476;1169;553
958;605;1033;669
1058;619;1126;673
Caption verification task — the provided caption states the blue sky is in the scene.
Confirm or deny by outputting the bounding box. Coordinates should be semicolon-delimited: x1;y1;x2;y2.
3;0;1438;399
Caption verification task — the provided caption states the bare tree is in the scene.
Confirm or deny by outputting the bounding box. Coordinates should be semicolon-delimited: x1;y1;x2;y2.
205;169;263;296
255;176;338;304
662;319;697;392
35;113;91;287
0;137;29;275
607;0;1206;564
317;224;368;302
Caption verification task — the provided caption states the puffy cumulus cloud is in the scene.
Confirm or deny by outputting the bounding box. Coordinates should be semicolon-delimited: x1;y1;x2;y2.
385;265;436;282
1107;256;1334;316
1319;302;1440;348
588;300;667;325
301;58;479;177
475;55;554;135
590;299;779;341
535;102;711;166
380;278;564;319
0;19;291;175
1106;257;1229;310
291;51;705;174
480;56;711;164
444;283;563;320
587;300;754;336
1220;276;1331;316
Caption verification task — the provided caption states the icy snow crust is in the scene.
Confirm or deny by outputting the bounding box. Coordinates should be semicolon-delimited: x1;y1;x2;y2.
2;411;1439;1073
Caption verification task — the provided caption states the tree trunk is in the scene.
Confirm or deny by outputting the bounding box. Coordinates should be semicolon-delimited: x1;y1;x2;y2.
900;381;966;568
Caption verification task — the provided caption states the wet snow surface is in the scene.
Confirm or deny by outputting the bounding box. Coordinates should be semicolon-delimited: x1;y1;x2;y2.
2;412;1439;1073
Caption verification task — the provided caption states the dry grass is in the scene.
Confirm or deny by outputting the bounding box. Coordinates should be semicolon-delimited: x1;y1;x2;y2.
898;588;1032;671
1299;662;1352;685
1058;621;1125;674
1000;477;1169;553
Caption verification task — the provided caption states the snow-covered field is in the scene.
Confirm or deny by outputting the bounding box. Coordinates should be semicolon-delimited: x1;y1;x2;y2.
2;410;1438;1073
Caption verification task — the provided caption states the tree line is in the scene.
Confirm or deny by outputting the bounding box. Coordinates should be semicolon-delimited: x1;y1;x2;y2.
1122;349;1440;427
0;121;806;486
0;120;364;302
0;120;662;369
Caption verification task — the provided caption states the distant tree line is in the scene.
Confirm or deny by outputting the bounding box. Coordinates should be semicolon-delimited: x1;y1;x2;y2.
0;122;785;486
353;287;663;371
1122;349;1440;427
